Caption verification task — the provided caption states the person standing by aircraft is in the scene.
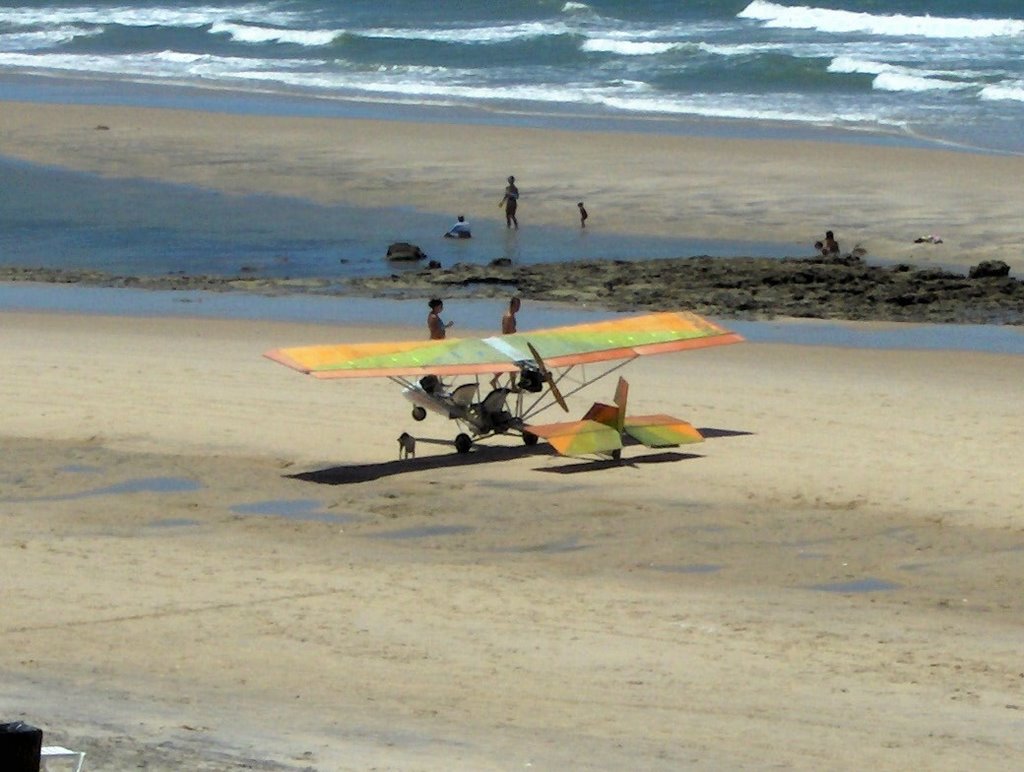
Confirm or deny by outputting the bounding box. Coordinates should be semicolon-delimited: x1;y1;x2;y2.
428;298;453;340
493;296;522;388
501;296;521;335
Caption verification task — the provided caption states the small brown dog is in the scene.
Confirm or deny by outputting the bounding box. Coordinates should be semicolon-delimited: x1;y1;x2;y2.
397;432;416;459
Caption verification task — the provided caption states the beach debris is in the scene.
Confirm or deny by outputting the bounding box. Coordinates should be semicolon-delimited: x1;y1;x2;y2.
969;260;1011;279
385;242;427;261
94;124;110;130
914;234;943;244
490;257;512;267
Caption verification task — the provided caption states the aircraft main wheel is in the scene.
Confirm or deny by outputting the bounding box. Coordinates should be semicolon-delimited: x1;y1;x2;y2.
611;449;622;461
454;433;472;454
411;406;427;421
522;432;539;446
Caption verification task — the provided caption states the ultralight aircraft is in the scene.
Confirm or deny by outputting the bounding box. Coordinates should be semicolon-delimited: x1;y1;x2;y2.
264;311;742;458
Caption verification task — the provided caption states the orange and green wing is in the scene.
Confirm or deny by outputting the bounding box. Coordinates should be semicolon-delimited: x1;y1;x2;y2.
623;415;704;448
525;420;623;457
265;337;520;379
265;311;743;379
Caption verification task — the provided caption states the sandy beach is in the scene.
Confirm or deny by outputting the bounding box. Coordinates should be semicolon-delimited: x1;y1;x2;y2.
2;96;1023;769
3;308;1024;769
2;100;1023;274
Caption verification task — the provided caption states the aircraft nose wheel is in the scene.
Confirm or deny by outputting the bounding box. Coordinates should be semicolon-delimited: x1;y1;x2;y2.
454;433;473;454
522;432;539;446
411;406;427;421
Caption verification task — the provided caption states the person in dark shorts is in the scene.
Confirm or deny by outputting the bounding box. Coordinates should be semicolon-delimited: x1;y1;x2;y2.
500;175;519;229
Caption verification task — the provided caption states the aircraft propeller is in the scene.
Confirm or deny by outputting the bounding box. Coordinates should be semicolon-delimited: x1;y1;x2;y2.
526;341;569;413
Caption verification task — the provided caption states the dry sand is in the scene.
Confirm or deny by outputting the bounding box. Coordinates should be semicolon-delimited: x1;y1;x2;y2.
2;309;1024;770
1;101;1023;272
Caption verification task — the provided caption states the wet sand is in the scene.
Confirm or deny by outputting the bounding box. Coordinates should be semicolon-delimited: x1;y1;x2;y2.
1;100;1023;274
2;310;1024;769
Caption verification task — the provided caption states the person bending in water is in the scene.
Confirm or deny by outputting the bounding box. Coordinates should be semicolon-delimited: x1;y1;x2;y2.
444;215;471;239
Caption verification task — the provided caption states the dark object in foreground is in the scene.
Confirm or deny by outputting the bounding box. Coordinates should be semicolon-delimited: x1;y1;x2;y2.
0;721;43;772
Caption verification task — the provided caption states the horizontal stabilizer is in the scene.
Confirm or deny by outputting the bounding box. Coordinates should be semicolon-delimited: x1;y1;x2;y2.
525;420;623;457
623;415;704;448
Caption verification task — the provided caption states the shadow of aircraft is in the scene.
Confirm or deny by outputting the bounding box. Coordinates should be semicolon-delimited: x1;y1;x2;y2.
539;451;702;475
289;441;555;486
288;427;754;486
696;427;755;439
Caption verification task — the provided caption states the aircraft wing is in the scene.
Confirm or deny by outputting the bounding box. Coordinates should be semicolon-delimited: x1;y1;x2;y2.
623;415;704;447
265;311;743;379
524;420;623;457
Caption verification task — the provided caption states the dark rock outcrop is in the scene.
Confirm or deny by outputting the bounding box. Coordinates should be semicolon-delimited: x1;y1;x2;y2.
385;242;427;261
4;253;1024;324
969;260;1011;279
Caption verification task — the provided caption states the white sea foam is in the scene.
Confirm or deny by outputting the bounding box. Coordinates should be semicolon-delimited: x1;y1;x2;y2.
827;56;890;76
359;21;567;45
739;1;1024;39
872;71;966;93
0;50;319;80
0;26;96;51
598;92;903;130
830;57;983;93
561;2;590;12
0;4;300;29
697;41;790;57
209;22;340;47
581;38;677;56
979;83;1024;102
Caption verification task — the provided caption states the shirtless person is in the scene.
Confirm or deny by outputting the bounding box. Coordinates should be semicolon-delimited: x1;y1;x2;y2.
493;297;522;388
499;175;519;229
501;296;521;334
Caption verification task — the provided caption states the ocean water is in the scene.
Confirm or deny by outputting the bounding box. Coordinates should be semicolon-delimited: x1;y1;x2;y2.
0;2;1021;294
0;0;1021;154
